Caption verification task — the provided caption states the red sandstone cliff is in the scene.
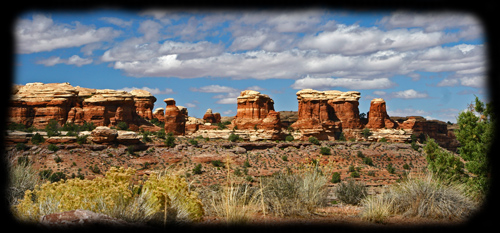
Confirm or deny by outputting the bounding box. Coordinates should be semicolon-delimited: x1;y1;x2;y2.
163;98;187;135
203;109;221;124
365;98;397;129
232;90;281;131
8;83;157;130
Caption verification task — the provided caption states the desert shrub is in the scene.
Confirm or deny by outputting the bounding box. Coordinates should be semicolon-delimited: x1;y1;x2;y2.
403;163;410;170
386;163;396;174
331;172;341;183
8;160;41;205
53;156;62;163
424;137;467;183
348;165;355;172
117;122;129;130
31;133;44;145
45;119;61;137
338;132;346;141
363;157;373;166
76;135;88;145
228;133;240;142
335;179;367;205
362;128;372;139
142;131;153;143
285;135;294;142
319;147;331;155
281;155;288;161
361;174;477;222
188;138;198;146
211;160;224;168
16;143;27;151
192;164;203;175
308;136;320;145
13;167;204;224
127;145;135;155
379;137;387;143
261;167;328;216
156;129;166;139
164;133;176;147
17;156;30;166
48;144;59;152
357;151;365;158
350;171;360;178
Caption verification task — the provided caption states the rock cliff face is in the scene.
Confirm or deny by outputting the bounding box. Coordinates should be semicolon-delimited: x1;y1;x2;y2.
365;98;397;129
8;83;157;130
291;89;363;140
203;109;221;124
163;98;187;135
233;90;281;131
394;116;459;151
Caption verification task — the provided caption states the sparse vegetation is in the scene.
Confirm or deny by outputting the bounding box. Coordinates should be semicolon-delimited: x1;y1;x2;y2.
319;147;331;155
228;133;241;142
335;179;367;205
308;136;320;145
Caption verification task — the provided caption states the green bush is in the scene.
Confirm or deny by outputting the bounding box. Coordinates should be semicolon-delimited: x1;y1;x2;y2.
16;143;27;151
285;135;294;142
281;155;288;162
363;157;373;166
308;136;320;145
31;133;44;145
211;160;224;167
164;133;176;147
156;129;166;139
192;164;203;175
188;138;198;146
45;119;61;137
117;122;129;130
228;133;240;142
362;128;372;139
386;163;396;174
331;172;341;183
48;144;59;152
319;147;331;155
350;171;360;178
54;156;62;163
357;151;365;158
335;179;367;205
76;135;88;145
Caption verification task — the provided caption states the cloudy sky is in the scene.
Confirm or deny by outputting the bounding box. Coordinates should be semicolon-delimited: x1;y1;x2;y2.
14;9;487;122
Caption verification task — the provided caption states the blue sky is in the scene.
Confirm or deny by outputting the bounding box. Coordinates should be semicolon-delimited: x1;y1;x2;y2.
14;9;487;122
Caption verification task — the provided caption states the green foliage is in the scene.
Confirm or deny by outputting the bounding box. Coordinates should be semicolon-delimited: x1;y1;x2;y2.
338;132;346;141
348;165;355;172
117;122;129;130
424;138;467;183
54;156;62;163
319;147;331;155
285;135;294;142
17;156;30;166
331;172;341;183
211;160;224;167
386;163;395;174
228;133;240;142
362;128;372;139
403;163;410;170
281;155;288;161
379;137;387;143
192;164;203;175
8;122;35;132
76;135;88;145
45;119;61;137
363;157;373;166
142;131;153;143
127;145;136;155
164;133;176;147
455;96;494;198
216;121;231;130
335;179;367;205
357;151;365;158
350;171;360;178
308;136;320;145
156;129;166;139
48;144;59;152
188;138;198;146
16;143;28;151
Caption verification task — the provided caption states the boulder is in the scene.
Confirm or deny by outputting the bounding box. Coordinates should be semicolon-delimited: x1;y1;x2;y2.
39;209;132;227
89;126;118;144
203;108;221;124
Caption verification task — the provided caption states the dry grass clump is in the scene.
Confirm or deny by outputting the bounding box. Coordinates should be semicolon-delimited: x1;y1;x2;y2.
335;179;367;205
260;166;329;217
361;174;478;223
12;167;204;225
7;158;41;206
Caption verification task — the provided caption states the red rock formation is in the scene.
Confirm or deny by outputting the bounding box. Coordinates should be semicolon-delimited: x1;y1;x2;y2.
164;98;187;135
291;89;363;140
203;108;221;124
8;83;157;130
365;98;397;129
232;90;281;131
129;89;156;120
153;108;165;122
8;82;79;128
395;116;458;151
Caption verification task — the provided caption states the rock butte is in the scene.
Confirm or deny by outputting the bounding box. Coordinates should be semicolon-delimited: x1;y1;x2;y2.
8;83;458;151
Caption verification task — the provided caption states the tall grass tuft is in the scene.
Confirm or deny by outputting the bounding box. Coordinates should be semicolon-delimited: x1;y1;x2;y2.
361;174;478;222
260;164;329;217
8;159;41;206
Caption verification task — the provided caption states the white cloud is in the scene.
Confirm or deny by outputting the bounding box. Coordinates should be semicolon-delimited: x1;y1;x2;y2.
119;87;175;95
391;89;429;99
223;110;235;115
245;85;265;91
36;55;93;67
190;85;239;93
291;76;396;90
387;108;430;117
16;14;121;54
99;17;133;27
213;92;240;104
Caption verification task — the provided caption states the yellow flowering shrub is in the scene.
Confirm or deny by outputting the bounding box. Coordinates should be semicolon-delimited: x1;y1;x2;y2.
12;167;204;224
142;172;204;223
